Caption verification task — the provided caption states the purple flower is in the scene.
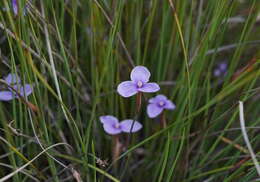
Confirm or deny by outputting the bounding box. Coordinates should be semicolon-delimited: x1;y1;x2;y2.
12;0;18;15
214;62;228;77
11;0;28;16
147;95;176;118
117;66;160;97
0;73;33;101
99;115;142;135
219;63;227;71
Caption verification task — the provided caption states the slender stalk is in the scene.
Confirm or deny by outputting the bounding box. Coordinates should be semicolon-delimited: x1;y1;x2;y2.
112;135;122;163
160;111;167;129
136;92;142;113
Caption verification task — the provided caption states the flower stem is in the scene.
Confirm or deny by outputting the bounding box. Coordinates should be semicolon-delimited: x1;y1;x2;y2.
26;101;39;113
136;92;142;113
160;111;167;129
112;135;122;163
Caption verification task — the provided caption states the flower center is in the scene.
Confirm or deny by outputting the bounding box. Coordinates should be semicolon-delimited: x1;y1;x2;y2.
137;81;143;88
114;123;120;129
159;101;165;107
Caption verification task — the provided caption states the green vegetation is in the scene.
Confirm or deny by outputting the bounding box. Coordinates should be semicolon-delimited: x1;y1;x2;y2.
0;0;259;181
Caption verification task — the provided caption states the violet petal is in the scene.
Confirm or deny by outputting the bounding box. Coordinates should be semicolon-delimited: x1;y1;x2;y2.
138;83;160;93
155;95;167;101
149;94;166;104
120;120;142;133
13;84;33;98
5;73;20;85
103;124;122;135
20;84;33;97
130;66;150;83
12;0;18;15
99;115;119;125
214;69;221;77
164;100;176;110
117;81;138;97
148;97;156;104
219;63;227;71
147;103;163;118
0;91;15;101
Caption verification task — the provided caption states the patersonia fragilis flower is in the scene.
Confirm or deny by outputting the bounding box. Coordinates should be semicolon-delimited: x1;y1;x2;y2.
214;62;227;77
99;115;142;135
147;95;175;118
0;73;33;101
11;0;28;16
117;66;160;97
12;0;18;15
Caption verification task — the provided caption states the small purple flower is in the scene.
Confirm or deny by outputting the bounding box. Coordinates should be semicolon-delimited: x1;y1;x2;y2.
213;69;221;77
0;73;33;101
147;95;176;118
219;62;227;71
12;0;18;15
117;66;160;97
10;0;28;16
214;62;228;77
99;115;142;135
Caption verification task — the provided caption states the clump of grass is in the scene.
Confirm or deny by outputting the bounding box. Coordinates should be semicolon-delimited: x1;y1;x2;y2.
0;0;259;181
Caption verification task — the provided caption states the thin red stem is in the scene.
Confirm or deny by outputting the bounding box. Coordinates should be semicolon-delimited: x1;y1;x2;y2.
112;135;122;163
136;92;142;113
160;111;167;129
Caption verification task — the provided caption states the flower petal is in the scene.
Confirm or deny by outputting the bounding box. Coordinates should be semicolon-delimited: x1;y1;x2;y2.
103;124;122;135
117;81;138;97
14;84;33;97
147;103;163;118
149;94;167;104
155;95;167;101
5;73;20;85
130;66;150;83
99;115;119;125
120;120;142;133
148;97;156;104
219;63;227;71
138;83;160;93
12;0;18;15
0;91;15;101
214;69;221;77
21;84;33;97
165;100;176;110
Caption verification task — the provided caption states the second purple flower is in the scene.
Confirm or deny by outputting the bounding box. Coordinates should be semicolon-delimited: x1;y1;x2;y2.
147;95;176;118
